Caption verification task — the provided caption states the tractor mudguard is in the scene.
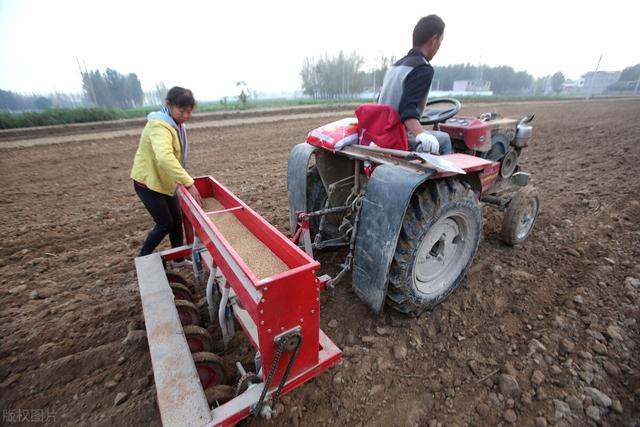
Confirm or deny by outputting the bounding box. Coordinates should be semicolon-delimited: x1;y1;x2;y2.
352;164;434;314
287;143;318;233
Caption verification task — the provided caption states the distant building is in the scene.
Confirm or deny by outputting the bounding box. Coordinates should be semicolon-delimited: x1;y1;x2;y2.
582;71;621;94
562;71;621;95
452;80;491;93
430;80;493;97
562;78;584;92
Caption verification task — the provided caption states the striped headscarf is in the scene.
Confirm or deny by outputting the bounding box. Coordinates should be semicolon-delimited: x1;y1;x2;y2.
161;106;188;167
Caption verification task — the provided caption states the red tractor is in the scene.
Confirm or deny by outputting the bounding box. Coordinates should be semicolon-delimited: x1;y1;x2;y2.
287;98;539;315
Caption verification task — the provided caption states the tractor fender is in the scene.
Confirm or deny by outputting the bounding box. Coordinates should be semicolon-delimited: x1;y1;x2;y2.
352;164;435;314
287;143;318;234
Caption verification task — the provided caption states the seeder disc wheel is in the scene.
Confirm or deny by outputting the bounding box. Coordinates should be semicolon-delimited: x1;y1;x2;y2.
196;297;211;325
166;272;195;294
183;325;213;353
175;300;200;326
204;385;235;406
170;282;194;302
192;352;227;390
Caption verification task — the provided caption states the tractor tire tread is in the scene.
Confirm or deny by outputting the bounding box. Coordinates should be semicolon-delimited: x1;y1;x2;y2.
387;179;481;315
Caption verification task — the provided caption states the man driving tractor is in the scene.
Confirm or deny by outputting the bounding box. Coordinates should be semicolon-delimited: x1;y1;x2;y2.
378;14;452;155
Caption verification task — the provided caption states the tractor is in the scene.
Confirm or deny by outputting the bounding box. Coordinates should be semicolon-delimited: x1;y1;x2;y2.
287;98;540;315
133;99;540;425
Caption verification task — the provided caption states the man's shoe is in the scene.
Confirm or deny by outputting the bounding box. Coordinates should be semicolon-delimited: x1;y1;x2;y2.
169;259;193;269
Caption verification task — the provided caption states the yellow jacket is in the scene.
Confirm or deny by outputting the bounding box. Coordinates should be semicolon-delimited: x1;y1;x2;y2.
130;120;194;195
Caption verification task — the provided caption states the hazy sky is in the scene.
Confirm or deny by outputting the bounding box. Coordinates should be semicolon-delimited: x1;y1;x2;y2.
0;0;638;100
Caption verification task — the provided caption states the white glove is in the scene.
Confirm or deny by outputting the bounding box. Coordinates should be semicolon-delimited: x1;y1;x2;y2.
415;132;440;154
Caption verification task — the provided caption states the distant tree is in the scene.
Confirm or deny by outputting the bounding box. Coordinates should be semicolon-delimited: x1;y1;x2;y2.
365;56;394;95
300;51;366;98
533;76;549;96
235;81;249;106
81;70;107;106
605;63;640;92
0;89;20;110
145;82;167;106
34;96;52;110
50;92;85;109
125;73;144;107
300;58;319;98
0;89;56;111
618;64;640;82
551;72;565;94
431;64;534;95
156;82;168;100
81;68;145;108
104;68;126;107
301;55;538;98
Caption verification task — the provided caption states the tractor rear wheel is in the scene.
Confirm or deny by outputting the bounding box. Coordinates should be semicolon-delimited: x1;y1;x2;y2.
387;179;482;315
501;186;540;246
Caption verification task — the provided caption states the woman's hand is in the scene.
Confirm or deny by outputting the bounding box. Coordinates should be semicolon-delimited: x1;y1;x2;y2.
186;184;203;206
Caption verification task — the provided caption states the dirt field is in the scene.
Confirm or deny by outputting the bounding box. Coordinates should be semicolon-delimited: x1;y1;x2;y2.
1;98;639;427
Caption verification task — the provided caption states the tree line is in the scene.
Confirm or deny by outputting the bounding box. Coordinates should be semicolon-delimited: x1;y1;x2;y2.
2;59;638;113
301;52;366;99
81;68;144;108
301;53;541;97
0;68;146;112
0;90;54;112
608;64;640;92
432;64;534;94
301;54;640;98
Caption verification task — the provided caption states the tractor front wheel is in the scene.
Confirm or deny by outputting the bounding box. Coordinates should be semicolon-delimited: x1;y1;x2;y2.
500;186;540;245
387;179;482;315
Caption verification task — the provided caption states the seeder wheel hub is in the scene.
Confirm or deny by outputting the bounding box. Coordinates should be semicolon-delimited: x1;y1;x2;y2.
197;365;221;388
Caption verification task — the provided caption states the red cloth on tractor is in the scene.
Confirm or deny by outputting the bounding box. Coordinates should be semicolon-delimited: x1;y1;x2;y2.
355;104;408;151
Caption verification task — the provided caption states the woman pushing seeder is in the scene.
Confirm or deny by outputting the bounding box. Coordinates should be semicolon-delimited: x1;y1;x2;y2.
130;86;202;267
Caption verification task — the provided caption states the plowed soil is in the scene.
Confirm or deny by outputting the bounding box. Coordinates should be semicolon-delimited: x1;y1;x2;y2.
1;99;639;427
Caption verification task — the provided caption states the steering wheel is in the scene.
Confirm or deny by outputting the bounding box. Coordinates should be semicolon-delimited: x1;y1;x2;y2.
420;98;461;126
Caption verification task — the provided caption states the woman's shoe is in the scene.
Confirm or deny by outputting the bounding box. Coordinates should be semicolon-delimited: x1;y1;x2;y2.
169;259;193;269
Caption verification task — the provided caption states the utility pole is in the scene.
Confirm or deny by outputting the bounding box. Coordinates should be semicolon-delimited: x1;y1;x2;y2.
76;57;97;105
346;61;350;96
586;53;602;101
341;59;345;99
372;71;376;96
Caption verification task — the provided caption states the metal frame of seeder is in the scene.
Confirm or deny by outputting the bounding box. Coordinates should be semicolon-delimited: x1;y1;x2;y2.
135;176;341;426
